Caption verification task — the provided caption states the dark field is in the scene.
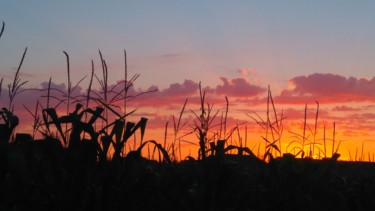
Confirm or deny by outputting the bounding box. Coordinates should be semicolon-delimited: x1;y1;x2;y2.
1;137;375;211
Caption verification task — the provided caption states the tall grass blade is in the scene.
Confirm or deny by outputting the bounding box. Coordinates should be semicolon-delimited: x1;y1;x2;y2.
0;78;3;98
0;21;4;39
8;47;28;110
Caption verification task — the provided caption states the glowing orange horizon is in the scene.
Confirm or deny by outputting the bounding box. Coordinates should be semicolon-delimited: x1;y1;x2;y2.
3;73;375;162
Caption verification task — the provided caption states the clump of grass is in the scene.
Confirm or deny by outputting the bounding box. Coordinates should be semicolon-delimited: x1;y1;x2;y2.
191;82;220;160
287;104;310;158
247;86;285;161
0;23;29;142
287;102;341;159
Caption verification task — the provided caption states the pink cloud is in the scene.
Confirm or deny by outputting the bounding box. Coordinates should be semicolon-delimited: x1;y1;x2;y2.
126;80;201;109
238;68;256;76
40;81;67;90
215;77;266;97
2;76;267;114
276;73;375;104
160;80;198;97
126;78;258;109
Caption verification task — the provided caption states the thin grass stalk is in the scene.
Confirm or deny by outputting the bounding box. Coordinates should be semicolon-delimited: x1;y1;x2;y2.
124;49;127;116
236;125;242;148
335;140;341;155
8;47;28;110
62;51;72;144
41;78;53;136
32;100;41;138
81;60;94;140
278;109;284;157
269;87;283;157
171;142;175;160
23;100;41;139
332;122;335;157
265;86;270;154
0;26;3;99
63;51;71;114
219;112;223;138
361;141;364;162
368;152;371;163
269;88;279;130
98;50;109;130
164;121;168;149
224;96;228;138
313;101;319;157
87;60;94;108
266;89;278;157
47;78;52;109
302;104;307;158
133;132;137;152
198;82;207;159
178;138;182;161
245;125;248;149
0;21;4;39
0;78;3;98
172;99;188;160
323;125;326;157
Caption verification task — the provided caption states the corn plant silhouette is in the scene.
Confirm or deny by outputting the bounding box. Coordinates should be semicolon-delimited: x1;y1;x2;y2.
191;82;219;159
0;22;28;143
247;86;284;161
0;108;18;143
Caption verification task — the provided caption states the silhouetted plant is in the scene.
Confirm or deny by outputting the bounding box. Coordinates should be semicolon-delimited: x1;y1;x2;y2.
170;98;189;160
248;86;284;161
191;82;220;160
23;100;42;139
7;47;28;111
0;107;19;142
287;102;340;159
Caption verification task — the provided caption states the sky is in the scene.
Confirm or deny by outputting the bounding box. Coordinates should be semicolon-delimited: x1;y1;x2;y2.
1;1;375;160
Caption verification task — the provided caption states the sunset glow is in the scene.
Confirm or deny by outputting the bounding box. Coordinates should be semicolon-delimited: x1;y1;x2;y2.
2;1;375;161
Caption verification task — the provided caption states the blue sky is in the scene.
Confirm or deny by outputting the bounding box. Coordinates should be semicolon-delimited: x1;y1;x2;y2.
1;1;375;90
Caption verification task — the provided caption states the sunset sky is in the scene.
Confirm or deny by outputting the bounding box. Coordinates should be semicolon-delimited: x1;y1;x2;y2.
1;1;375;160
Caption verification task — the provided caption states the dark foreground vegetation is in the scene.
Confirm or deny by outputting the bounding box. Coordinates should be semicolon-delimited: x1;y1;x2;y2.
2;21;375;210
2;138;375;211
